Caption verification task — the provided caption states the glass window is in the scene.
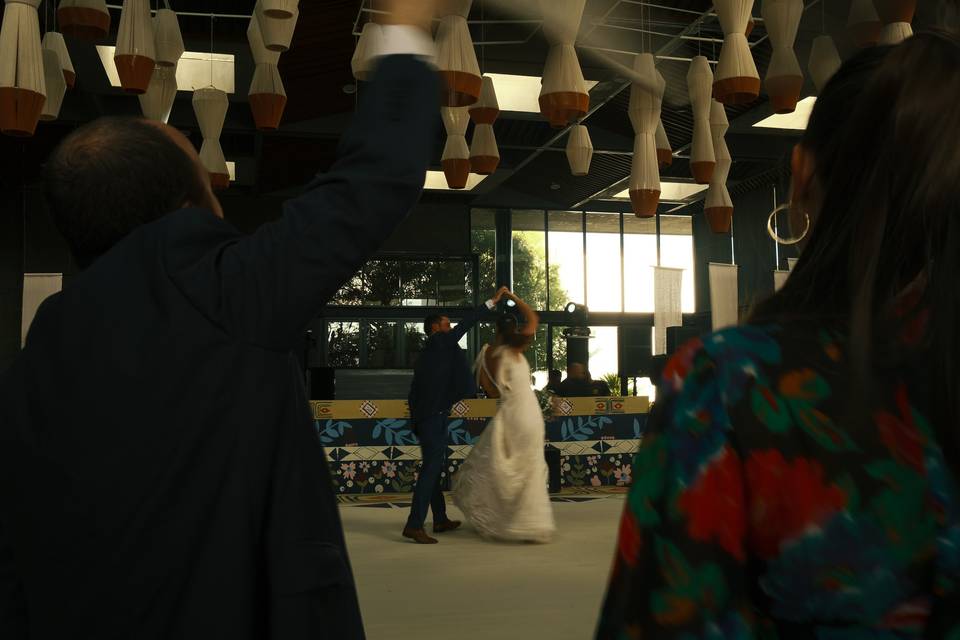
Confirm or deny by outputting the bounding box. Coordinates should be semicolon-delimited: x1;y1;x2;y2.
511;210;548;310
471;209;497;296
367;321;399;368
659;215;696;313
547;211;584;311
623;216;658;312
588;326;620;383
326;322;360;368
586;212;623;312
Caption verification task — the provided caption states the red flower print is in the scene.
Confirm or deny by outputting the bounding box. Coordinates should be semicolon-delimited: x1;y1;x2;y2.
745;450;847;559
663;338;704;389
617;510;643;567
677;446;747;562
875;384;926;474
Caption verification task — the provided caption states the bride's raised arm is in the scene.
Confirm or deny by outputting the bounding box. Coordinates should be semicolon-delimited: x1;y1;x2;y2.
505;291;539;338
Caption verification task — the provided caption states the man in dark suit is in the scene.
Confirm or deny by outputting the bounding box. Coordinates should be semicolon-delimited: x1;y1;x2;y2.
555;361;595;397
402;287;506;544
0;3;437;638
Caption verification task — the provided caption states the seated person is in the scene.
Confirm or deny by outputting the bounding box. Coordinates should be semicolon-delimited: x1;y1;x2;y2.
555;362;594;397
542;368;562;394
590;374;611;397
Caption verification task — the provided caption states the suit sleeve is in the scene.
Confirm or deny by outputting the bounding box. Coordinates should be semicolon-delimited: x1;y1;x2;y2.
170;55;440;351
449;304;491;343
0;518;26;639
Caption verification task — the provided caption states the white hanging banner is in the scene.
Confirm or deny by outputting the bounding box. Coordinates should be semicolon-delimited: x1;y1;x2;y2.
773;269;790;291
787;257;798;271
708;262;739;330
653;266;683;355
22;273;63;347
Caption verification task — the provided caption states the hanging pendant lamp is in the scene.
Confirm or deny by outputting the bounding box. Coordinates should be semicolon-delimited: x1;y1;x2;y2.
139;65;177;123
808;35;841;94
469;76;499;175
441;106;471;189
704;101;733;234
114;0;155;94
879;21;913;44
247;15;286;131
260;0;298;19
628;53;664;218
714;0;761;105
154;8;184;68
256;0;298;53
566;124;592;176
193;87;230;191
762;0;804;114
847;0;882;48
687;55;715;185
538;0;589;128
875;0;917;42
351;22;383;82
41;31;75;89
39;48;66;121
655;120;672;168
57;0;110;41
436;0;481;106
0;0;46;138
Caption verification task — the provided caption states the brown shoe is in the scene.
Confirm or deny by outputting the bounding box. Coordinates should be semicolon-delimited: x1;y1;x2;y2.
402;527;438;544
433;520;462;534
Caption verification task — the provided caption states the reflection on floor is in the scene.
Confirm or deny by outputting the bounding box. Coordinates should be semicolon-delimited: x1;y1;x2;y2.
340;489;625;640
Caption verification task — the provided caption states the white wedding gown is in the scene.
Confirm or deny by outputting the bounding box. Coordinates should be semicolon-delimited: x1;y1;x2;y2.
452;345;556;543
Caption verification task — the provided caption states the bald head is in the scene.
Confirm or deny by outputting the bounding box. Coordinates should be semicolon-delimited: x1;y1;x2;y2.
44;116;222;268
567;362;586;380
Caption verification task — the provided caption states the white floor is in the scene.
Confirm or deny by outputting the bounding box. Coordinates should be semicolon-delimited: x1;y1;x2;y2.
340;494;624;640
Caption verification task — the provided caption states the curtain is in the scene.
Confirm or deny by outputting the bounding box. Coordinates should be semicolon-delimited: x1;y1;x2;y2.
653;266;683;355
22;273;62;347
709;262;739;330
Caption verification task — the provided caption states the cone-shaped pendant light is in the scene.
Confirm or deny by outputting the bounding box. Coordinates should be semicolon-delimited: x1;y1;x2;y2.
41;32;75;89
847;0;881;48
260;0;298;19
114;0;155;94
714;0;761;105
687;55;715;185
154;8;184;68
876;0;915;44
469;76;499;175
441;106;471;189
351;22;383;82
808;35;841;94
704;101;733;234
256;0;298;53
436;0;481;106
193;87;230;191
0;0;46;137
248;15;286;130
39;48;66;121
566;124;592;176
139;64;177;123
628;53;664;218
762;0;803;114
57;0;110;41
539;0;589;128
656;120;672;168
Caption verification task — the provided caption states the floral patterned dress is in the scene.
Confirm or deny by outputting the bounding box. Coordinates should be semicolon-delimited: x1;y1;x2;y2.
596;322;960;639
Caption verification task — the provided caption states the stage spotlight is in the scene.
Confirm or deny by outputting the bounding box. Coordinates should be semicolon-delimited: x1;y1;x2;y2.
564;302;588;325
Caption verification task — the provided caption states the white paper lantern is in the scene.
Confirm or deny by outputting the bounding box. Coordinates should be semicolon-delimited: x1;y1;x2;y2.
41;32;75;90
436;0;481;107
628;53;664;218
256;1;298;53
687;55;715;185
193;87;230;191
154;8;184;68
0;0;45;137
139;65;177;123
469;76;499;174
351;22;383;82
248;13;280;66
249;63;286;131
880;21;913;44
808;35;841;94
115;0;155;94
875;0;916;44
847;0;882;48
57;0;110;41
39;48;66;121
566;124;592;176
260;0;298;19
704;101;733;234
762;0;804;114
714;0;761;105
538;0;589;128
655;119;672;168
441;106;471;189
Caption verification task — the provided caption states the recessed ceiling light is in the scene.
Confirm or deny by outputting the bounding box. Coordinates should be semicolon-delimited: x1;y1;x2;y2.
342;84;357;94
753;96;816;130
484;73;600;114
424;170;487;191
612;181;708;202
550;183;561;190
96;45;236;94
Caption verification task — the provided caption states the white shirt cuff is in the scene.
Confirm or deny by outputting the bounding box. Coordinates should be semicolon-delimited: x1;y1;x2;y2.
485;299;496;310
377;25;436;67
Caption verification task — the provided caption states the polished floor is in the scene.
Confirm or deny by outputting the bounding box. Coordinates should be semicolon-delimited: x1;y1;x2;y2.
340;491;624;640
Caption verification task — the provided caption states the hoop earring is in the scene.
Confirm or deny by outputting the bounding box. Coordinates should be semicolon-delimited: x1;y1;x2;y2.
767;202;810;246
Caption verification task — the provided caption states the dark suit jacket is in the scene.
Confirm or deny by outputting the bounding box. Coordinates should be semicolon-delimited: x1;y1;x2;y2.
556;377;596;398
407;305;487;425
0;56;438;640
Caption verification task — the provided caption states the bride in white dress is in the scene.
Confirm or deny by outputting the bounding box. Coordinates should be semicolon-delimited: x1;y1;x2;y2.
452;290;556;543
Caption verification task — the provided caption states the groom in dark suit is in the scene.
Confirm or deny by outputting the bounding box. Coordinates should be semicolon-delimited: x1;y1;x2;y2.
0;3;437;638
403;287;507;543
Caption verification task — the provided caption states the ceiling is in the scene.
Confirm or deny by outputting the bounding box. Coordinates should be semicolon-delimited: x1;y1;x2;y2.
0;0;945;217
